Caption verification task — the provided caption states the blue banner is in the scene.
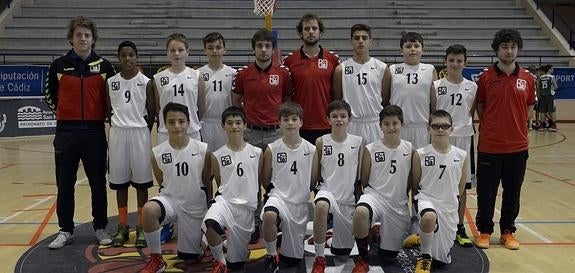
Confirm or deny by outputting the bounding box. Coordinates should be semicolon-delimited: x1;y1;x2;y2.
463;67;575;99
0;65;48;97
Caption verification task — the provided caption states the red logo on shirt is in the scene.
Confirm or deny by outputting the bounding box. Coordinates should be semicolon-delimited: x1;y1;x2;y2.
318;59;328;69
516;79;526;91
269;75;279;86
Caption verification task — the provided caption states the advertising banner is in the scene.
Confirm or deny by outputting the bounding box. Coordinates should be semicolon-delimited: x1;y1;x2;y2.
0;65;48;97
0;98;56;137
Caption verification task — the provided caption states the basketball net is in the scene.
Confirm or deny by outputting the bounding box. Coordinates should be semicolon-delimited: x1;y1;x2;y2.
253;0;282;64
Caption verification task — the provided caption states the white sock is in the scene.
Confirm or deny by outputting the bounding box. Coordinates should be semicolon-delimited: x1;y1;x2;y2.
265;239;277;256
210;243;226;264
420;231;434;255
315;242;325;257
144;229;161;254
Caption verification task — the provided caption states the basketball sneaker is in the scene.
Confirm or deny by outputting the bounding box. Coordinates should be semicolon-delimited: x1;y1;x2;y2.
352;257;370;273
210;260;228;273
402;233;420;248
474;233;491;249
135;225;147;248
455;228;473;247
500;231;520;250
263;254;279;273
95;229;112;246
160;223;174;244
141;253;167;273
311;256;326;273
415;254;432;273
112;224;129;247
48;231;74;249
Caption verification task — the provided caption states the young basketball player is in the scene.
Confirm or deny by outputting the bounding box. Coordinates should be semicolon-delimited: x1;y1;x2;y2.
203;106;263;273
106;41;154;248
311;100;363;273
260;102;319;273
411;110;468;273
140;102;211;273
351;105;413;273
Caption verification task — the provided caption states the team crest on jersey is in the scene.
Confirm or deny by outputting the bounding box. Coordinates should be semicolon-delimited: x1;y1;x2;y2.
318;59;328;69
395;67;404;74
344;66;354;75
374;152;385;162
202;73;209;81
111;81;120;91
437;86;447;95
516;79;526;91
277;152;287;163
161;153;172;164
424;156;436;166
323;145;333;156
89;64;100;73
220;155;232;167
269;75;279;86
160;77;169;86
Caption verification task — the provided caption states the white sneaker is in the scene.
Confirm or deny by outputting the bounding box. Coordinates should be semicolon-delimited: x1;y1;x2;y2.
48;231;74;249
95;229;112;245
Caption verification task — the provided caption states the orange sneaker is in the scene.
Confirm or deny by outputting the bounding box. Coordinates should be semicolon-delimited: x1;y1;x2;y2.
141;253;167;273
352;257;370;273
475;233;491;249
402;234;420;248
415;254;432;273
500;231;520;250
311;256;326;273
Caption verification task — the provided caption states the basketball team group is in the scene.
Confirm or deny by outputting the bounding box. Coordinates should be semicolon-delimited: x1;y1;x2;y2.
43;11;538;273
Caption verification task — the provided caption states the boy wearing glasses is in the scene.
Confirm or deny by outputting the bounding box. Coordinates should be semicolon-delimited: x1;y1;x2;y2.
411;110;468;273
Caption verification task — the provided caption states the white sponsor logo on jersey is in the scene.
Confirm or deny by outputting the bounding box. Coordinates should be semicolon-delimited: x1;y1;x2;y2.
318;59;328;69
269;74;279;86
516;79;526;91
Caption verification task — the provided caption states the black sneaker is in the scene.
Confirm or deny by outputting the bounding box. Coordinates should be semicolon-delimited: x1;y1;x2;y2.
263;254;279;273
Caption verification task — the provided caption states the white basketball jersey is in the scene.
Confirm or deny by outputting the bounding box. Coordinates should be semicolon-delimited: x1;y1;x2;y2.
198;64;236;120
153;138;208;217
389;63;435;127
319;134;363;205
108;72;150;128
341;58;387;118
213;143;262;210
415;144;466;211
364;139;413;207
155;67;201;134
434;78;477;137
268;138;316;204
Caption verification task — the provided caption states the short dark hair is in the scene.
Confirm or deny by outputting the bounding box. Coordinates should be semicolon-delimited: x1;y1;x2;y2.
166;33;189;49
379;105;404;124
67;16;98;48
350;23;371;38
491;29;523;51
117;40;138;56
278;101;303;119
296;13;325;34
429;110;453;126
251;28;275;50
221;106;246;125
203;32;226;48
540;64;553;73
445;44;467;62
327;100;352;117
163;102;190;123
400;32;424;48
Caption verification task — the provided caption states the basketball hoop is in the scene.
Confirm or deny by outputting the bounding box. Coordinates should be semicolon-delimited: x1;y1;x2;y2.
253;0;276;17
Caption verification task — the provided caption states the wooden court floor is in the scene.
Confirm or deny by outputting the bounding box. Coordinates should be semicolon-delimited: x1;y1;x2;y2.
1;125;575;273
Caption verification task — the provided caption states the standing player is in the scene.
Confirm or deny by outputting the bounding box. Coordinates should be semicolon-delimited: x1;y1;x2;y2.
383;31;437;149
199;32;236;151
147;33;206;144
44;16;115;249
351;105;413;273
433;44;477;247
311;100;362;273
283;13;340;143
106;41;154;248
411;110;468;273
203;106;263;273
140;103;211;273
474;29;536;250
261;102;319;272
333;23;386;145
537;64;559;131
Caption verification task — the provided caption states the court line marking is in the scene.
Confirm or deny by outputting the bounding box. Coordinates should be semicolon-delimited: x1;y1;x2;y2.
0;196;53;224
527;167;575;187
29;199;56;245
0;163;16;170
